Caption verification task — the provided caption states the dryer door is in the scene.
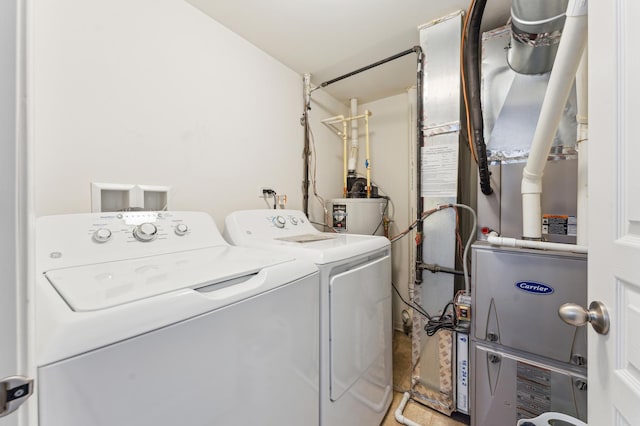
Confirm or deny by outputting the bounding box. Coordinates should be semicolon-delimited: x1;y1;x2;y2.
329;253;392;407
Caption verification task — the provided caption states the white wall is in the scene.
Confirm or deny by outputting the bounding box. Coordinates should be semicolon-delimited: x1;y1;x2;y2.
31;0;409;328
32;0;344;229
303;91;348;226
360;93;413;331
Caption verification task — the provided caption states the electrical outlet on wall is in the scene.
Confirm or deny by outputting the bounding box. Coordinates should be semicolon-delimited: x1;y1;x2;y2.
258;186;275;198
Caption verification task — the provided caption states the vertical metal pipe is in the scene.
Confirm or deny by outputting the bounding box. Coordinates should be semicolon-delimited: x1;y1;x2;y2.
302;74;311;217
508;0;568;75
349;98;359;174
415;47;424;286
365;110;371;197
343;120;348;197
303;111;310;216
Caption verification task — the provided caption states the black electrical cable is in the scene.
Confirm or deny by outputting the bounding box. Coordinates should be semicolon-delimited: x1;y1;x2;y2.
392;282;431;320
262;189;277;209
464;0;493;195
424;301;457;336
392;282;460;336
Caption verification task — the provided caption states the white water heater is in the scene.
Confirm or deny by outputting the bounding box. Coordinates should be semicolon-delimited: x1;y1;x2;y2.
326;198;387;236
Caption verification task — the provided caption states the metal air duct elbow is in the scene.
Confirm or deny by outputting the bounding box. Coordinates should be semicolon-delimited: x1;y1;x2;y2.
508;0;569;74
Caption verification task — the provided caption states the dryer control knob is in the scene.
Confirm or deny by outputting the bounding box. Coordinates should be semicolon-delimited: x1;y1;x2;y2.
133;222;158;242
175;223;189;236
273;215;286;228
290;217;298;225
93;228;112;243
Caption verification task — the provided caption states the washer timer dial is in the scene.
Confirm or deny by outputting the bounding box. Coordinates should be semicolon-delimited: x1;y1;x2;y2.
133;222;158;242
273;216;287;229
175;223;189;236
93;228;112;243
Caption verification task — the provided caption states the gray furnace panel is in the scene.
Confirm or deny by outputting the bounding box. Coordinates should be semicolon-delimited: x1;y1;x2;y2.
472;243;587;365
471;343;587;426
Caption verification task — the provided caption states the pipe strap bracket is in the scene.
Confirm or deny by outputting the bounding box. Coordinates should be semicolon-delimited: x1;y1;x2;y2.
511;29;563;48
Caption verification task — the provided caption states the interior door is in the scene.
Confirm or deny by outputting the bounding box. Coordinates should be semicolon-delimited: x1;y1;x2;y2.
1;0;29;424
588;0;640;424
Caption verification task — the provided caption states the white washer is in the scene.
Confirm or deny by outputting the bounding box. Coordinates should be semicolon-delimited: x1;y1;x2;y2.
223;209;392;426
35;211;320;426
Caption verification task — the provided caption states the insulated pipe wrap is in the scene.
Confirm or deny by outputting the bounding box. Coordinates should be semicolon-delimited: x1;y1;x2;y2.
465;0;493;195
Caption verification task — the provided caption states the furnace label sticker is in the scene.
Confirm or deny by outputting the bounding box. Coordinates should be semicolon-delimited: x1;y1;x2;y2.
421;143;459;198
542;214;577;236
516;362;551;420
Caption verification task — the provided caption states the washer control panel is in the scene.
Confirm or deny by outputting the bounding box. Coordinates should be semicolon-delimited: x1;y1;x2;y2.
38;211;226;270
224;209;320;242
266;213;309;231
86;212;194;245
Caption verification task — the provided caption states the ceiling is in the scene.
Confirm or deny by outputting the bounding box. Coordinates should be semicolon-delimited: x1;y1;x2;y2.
186;0;512;104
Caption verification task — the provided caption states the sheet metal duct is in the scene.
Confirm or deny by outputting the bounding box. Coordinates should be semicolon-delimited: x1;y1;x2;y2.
508;0;569;74
482;26;577;164
477;26;578;245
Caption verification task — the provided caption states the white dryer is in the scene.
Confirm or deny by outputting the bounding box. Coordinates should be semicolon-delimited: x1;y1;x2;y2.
34;211;320;426
223;209;392;426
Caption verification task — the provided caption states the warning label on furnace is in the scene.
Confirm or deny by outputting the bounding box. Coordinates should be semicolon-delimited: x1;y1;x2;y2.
542;215;577;236
516;362;551;420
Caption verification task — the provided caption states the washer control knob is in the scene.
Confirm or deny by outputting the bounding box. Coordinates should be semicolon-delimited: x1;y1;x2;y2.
290;217;298;225
175;223;189;236
93;228;112;243
133;222;158;242
273;216;286;228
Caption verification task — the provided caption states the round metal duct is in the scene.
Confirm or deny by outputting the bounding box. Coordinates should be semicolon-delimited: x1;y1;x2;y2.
508;0;569;74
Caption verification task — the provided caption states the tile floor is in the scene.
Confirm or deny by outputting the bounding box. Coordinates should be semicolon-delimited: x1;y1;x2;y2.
381;331;470;426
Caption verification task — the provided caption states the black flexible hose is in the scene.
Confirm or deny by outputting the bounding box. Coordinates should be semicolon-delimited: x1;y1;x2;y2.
465;0;493;195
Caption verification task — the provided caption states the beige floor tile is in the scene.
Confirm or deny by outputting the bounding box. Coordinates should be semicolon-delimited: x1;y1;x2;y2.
392;331;413;392
381;331;469;426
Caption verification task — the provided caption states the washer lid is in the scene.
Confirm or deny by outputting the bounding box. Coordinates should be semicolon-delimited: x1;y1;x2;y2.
233;233;389;265
223;209;390;264
44;246;291;312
